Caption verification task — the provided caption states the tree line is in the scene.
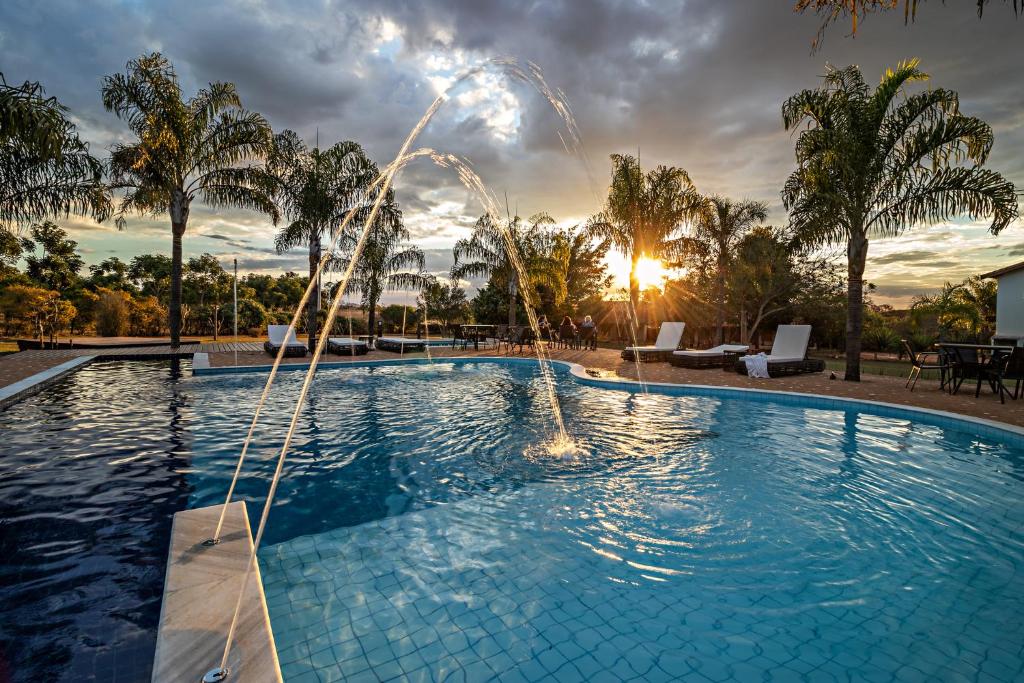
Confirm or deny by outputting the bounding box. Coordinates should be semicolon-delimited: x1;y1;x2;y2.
1;52;1017;380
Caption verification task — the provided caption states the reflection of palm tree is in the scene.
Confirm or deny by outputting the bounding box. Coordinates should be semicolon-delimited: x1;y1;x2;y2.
452;213;561;326
782;60;1017;381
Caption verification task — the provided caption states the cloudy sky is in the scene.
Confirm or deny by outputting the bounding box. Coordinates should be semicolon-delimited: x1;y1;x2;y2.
1;0;1021;305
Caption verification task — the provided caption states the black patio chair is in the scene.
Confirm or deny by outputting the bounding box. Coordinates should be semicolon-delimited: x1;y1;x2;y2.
980;347;1024;404
948;346;985;396
902;339;949;392
506;326;535;354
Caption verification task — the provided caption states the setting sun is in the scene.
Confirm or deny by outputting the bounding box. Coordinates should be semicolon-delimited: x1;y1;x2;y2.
634;256;668;291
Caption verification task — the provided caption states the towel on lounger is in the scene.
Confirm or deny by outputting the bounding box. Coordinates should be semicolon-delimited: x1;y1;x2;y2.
744;352;770;379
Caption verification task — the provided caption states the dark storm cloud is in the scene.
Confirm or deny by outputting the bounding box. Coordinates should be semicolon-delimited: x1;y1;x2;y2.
232;255;307;272
873;250;941;265
1;0;1020;302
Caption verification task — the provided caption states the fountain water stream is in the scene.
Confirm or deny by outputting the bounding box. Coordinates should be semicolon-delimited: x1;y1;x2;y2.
208;58;592;678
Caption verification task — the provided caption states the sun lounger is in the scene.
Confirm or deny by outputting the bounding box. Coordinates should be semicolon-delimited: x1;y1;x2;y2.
670;343;749;368
621;322;685;362
263;325;307;357
733;325;824;376
375;337;426;353
327;337;369;355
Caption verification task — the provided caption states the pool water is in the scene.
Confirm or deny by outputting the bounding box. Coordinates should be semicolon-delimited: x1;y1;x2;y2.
1;359;1022;682
0;360;194;682
185;360;1024;682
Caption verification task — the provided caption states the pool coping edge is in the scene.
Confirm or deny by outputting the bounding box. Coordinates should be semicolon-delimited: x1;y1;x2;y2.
0;355;96;410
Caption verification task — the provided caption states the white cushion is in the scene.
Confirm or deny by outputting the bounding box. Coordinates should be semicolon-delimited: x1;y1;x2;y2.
652;322;685;350
673;344;749;357
768;325;811;360
267;325;302;346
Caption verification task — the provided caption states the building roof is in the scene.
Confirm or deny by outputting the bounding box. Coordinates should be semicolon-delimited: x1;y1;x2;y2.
980;260;1024;279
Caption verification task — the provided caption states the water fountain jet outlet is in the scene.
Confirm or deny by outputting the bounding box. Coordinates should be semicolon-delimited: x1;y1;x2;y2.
202;667;229;682
201;538;221;547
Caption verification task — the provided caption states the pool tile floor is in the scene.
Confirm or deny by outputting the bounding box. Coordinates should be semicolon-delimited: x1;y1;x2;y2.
258;485;1023;682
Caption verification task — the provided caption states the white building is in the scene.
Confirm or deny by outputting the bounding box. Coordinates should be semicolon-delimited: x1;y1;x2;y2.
981;260;1024;346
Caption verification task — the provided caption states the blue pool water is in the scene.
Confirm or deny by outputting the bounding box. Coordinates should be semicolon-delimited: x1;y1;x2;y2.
1;358;1023;682
185;360;1024;682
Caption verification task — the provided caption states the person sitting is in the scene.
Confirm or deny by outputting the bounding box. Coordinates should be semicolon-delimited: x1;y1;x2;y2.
558;316;577;349
536;314;553;342
579;315;598;350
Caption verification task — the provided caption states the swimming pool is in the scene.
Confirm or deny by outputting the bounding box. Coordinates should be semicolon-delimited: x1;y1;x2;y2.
1;358;1023;682
189;359;1024;682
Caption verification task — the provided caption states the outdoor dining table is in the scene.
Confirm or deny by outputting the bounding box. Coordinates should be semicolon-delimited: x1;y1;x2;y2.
460;324;494;351
935;342;1016;396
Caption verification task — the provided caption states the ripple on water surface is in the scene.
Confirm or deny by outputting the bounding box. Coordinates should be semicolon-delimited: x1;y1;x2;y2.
2;359;1023;682
186;361;1024;682
0;360;194;683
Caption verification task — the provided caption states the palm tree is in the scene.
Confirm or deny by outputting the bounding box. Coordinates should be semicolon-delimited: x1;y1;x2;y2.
102;53;279;346
783;60;1017;381
267;131;381;351
587;154;702;326
910;276;997;341
452;213;561;326
1;74;110;230
681;197;768;344
795;0;1020;49
550;226;611;313
336;194;423;342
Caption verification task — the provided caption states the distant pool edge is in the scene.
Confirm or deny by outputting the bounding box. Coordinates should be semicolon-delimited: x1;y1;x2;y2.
192;354;1024;445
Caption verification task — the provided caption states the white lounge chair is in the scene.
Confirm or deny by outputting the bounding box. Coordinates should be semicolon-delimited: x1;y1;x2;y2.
264;325;307;357
736;324;823;376
327;337;369;356
670;343;750;368
621;322;686;362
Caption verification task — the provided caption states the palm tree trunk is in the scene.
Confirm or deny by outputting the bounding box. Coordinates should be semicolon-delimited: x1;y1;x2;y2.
629;255;642;341
169;224;184;347
715;259;726;345
367;289;379;347
168;189;190;348
308;236;320;352
845;231;869;382
508;278;517;327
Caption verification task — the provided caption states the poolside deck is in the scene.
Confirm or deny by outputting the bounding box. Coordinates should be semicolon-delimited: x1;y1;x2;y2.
1;341;1022;427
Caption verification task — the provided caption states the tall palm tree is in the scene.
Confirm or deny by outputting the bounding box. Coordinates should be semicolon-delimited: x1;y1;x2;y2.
681;197;768;344
452;212;561;326
267;131;381;351
336;194;424;342
587;154;702;324
102;53;279;346
1;74;110;230
783;60;1017;381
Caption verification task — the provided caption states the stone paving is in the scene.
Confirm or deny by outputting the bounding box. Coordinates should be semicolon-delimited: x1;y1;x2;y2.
1;340;1021;427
